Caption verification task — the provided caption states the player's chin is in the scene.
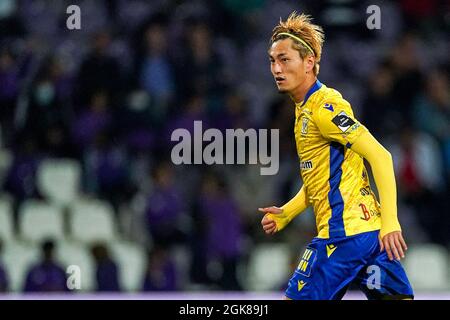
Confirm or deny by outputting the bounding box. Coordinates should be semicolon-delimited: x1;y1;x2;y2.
277;87;289;94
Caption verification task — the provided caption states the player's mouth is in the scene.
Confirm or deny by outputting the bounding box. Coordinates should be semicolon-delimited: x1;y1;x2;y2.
275;76;286;85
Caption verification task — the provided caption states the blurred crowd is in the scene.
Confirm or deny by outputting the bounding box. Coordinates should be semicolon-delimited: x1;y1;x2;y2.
0;0;448;293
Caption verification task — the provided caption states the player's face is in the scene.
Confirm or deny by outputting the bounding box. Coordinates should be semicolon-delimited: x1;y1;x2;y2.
269;39;309;94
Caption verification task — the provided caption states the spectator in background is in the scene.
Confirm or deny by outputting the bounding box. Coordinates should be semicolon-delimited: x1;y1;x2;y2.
389;125;446;244
142;245;177;291
195;171;243;291
164;91;210;148
4;133;42;225
0;0;25;41
23;56;73;155
73;91;131;209
212;91;251;132
91;243;120;292
23;240;67;292
412;67;450;176
217;0;267;44
118;90;155;155
72;90;113;151
0;240;9;292
389;33;424;122
75;31;122;109
41;124;77;159
138;15;175;127
362;62;398;138
175;19;226;111
145;161;185;247
0;49;19;146
82;130;131;212
399;0;443;30
393;125;444;195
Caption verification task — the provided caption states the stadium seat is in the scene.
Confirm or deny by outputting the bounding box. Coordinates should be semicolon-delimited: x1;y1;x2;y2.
2;241;40;292
36;159;81;207
404;244;449;291
69;198;118;244
0;196;14;242
19;200;64;243
56;241;95;292
246;243;291;291
109;240;147;292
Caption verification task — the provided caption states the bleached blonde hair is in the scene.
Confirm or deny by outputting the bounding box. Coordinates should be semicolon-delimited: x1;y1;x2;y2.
271;12;325;75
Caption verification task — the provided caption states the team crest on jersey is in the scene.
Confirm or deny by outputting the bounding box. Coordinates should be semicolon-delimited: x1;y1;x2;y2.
301;117;309;135
332;111;356;132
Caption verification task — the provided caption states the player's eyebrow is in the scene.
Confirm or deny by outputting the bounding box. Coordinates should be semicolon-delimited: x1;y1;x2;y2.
268;52;287;59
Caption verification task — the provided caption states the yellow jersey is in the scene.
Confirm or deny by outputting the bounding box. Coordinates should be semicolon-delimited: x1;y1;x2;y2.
294;80;381;239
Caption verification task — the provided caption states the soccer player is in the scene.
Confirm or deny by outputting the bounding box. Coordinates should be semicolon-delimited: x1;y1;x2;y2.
259;12;414;300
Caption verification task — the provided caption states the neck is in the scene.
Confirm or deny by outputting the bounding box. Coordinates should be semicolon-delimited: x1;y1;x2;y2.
289;75;317;104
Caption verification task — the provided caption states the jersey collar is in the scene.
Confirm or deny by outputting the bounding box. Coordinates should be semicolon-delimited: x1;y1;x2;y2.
299;79;322;107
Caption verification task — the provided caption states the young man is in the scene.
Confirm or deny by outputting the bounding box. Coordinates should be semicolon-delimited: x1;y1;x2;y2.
259;12;413;300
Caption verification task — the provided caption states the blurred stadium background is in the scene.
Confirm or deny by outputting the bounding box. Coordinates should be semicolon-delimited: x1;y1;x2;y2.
0;0;448;299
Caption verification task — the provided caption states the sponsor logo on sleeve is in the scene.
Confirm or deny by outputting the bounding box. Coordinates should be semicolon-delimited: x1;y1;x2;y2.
324;103;334;112
331;111;356;132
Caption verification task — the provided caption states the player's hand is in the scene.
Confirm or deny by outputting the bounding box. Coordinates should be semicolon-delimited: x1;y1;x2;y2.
258;206;284;235
379;231;408;261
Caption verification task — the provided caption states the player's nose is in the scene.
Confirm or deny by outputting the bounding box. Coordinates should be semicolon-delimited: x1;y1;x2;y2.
271;61;283;75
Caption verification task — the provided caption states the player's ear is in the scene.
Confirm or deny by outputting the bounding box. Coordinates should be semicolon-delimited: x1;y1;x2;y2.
305;55;315;73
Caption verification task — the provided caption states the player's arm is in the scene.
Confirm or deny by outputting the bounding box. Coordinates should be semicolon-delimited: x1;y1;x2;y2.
351;132;400;236
314;98;407;261
350;132;408;261
259;185;309;234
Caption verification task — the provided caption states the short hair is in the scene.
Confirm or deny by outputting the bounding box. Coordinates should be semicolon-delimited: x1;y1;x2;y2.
271;12;325;75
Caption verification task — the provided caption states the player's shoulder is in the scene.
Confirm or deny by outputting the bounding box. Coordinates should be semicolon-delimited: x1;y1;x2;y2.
311;84;354;119
313;85;351;109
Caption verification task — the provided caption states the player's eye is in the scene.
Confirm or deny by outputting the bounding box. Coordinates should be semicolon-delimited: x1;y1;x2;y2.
282;58;289;62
